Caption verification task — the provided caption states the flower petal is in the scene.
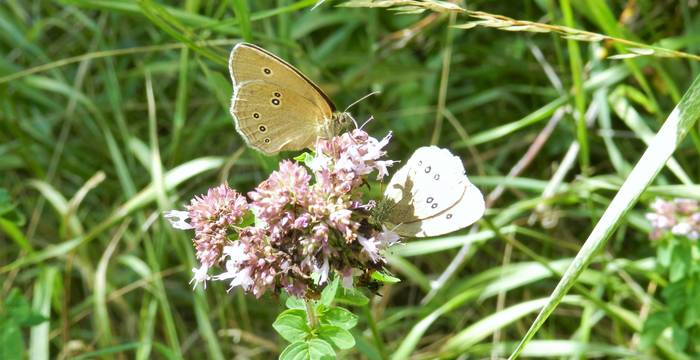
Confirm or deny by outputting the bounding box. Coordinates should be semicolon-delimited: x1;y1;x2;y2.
189;265;210;289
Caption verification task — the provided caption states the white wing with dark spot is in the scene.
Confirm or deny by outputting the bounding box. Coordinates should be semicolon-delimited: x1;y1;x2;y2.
384;146;484;237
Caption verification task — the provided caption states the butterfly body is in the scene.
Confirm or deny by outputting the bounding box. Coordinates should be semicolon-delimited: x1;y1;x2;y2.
229;43;350;154
382;146;484;237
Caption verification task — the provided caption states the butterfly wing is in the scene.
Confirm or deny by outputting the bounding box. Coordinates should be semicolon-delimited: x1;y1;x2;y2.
384;146;468;224
391;182;485;237
229;43;335;117
382;158;419;224
231;81;325;154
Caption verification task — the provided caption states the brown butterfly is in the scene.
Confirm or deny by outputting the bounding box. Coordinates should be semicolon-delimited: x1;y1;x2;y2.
229;43;352;154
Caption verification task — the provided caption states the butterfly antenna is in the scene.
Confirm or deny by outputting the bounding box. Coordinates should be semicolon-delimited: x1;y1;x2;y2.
348;112;359;129
343;91;381;113
359;116;374;130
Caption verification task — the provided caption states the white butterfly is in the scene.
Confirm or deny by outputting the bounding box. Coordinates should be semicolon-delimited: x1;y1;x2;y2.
382;146;485;237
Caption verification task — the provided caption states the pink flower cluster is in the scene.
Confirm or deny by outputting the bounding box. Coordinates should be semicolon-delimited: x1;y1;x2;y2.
646;198;700;240
166;130;399;298
163;185;248;287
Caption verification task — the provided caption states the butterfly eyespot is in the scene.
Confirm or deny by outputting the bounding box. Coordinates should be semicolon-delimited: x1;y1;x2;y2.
273;92;281;98
253;112;260;119
431;203;438;209
418;160;423;166
424;166;432;173
433;174;440;180
259;125;267;132
264;138;271;144
263;67;272;75
446;213;453;219
271;98;280;106
426;197;434;204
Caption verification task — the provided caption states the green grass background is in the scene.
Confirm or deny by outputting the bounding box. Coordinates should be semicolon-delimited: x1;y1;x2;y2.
2;0;700;359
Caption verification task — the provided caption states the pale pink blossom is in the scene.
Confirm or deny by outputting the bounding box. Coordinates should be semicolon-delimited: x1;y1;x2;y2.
165;184;248;288
378;227;401;247
166;128;399;298
314;257;330;285
357;235;381;263
647;197;700;240
340;267;355;289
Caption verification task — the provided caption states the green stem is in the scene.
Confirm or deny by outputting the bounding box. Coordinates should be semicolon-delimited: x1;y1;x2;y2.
364;304;388;360
304;299;317;329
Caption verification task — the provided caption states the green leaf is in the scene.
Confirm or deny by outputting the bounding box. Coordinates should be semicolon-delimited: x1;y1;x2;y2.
293;151;315;167
320;307;358;330
273;309;310;343
0;323;23;360
0;188;24;225
657;240;674;269
640;311;672;349
672;324;689;351
0;289;48;360
685;284;700;327
280;342;307;360
5;288;28;311
237;210;256;228
370;270;400;284
307;339;335;359
320;277;339;306
0;218;33;253
318;325;355;350
663;281;687;314
23;313;47;327
681;299;698;328
0;188;11;211
4;289;47;326
285;296;306;310
335;287;369;306
669;243;691;282
279;339;335;360
314;303;328;318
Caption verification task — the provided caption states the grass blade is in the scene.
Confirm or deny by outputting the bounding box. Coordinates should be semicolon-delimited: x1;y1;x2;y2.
508;74;700;359
230;0;252;42
29;267;58;360
560;0;589;173
441;296;583;355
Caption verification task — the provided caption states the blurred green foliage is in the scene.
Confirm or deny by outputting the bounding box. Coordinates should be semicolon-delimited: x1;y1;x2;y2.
2;0;700;359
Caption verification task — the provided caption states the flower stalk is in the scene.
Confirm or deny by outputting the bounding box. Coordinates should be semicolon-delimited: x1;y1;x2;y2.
305;299;318;329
